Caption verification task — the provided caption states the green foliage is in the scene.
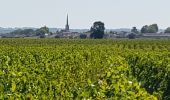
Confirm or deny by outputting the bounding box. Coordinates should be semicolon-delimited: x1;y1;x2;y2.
141;24;159;33
141;25;149;33
10;29;35;36
164;27;170;33
128;33;136;39
8;26;50;37
1;39;170;99
131;27;139;34
35;26;50;36
148;24;159;33
90;21;105;39
79;34;87;39
126;52;170;100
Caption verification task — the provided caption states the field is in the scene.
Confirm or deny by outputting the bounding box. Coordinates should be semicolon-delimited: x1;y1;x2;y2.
0;39;170;100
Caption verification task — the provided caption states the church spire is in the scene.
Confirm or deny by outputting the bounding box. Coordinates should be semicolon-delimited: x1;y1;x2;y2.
67;14;68;26
65;14;69;31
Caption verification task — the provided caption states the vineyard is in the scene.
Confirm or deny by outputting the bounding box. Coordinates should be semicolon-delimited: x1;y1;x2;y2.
0;39;170;100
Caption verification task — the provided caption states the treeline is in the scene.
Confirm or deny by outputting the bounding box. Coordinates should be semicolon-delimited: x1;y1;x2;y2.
131;24;170;34
141;24;159;33
9;26;52;37
90;22;170;39
5;21;170;39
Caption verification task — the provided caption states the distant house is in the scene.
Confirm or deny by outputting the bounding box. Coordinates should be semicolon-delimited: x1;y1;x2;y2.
82;31;91;38
54;32;80;39
103;34;116;39
116;31;130;38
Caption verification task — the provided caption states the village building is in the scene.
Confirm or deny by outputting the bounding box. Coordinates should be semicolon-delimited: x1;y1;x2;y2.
142;33;170;38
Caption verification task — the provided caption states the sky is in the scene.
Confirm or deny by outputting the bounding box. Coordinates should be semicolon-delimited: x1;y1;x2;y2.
0;0;169;29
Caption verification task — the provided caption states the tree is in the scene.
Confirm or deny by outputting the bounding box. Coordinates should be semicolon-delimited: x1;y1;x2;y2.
22;29;35;36
152;24;158;32
10;29;35;36
131;27;139;34
164;27;170;33
148;24;158;33
80;34;87;39
141;25;149;33
147;26;156;33
35;26;49;36
90;21;105;39
128;33;136;39
10;29;22;35
141;24;158;33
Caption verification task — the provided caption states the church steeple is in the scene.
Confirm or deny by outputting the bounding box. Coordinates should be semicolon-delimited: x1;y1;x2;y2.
67;14;68;26
65;14;69;31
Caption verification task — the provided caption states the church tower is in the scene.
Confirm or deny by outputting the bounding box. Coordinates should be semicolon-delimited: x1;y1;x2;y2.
65;14;69;31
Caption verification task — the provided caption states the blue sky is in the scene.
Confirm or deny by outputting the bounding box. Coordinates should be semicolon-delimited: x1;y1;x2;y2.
0;0;169;29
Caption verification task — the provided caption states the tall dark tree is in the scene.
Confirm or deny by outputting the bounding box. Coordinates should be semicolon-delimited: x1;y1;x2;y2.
164;27;170;33
90;21;105;39
131;27;139;34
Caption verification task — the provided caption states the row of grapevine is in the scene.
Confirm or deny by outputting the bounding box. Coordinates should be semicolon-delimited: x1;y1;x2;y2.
0;39;170;99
